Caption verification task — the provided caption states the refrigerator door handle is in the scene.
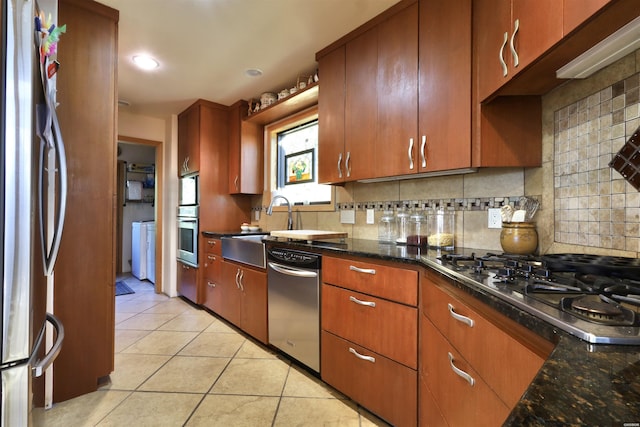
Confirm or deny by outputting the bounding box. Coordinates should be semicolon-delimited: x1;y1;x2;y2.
37;105;68;276
31;313;65;378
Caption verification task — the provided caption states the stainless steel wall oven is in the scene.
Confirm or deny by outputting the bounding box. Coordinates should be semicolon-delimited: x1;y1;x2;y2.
177;205;198;267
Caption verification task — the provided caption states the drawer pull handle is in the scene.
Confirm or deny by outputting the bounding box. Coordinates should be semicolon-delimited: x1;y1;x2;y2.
349;265;376;275
349;296;376;308
510;19;520;68
207;281;216;288
349;347;375;363
408;137;414;170
499;31;508;77
448;352;475;386
208;240;216;246
448;303;474;327
207;255;215;260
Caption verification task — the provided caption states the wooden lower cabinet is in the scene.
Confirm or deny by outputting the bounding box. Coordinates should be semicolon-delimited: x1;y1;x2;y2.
322;284;417;369
321;331;417;427
177;261;200;304
420;315;510;426
217;260;268;344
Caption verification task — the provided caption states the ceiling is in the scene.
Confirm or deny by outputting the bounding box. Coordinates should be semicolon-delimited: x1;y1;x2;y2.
96;0;399;118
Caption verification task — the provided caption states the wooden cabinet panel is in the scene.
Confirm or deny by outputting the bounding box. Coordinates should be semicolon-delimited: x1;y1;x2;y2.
228;100;263;195
322;256;418;306
203;237;222;256
376;2;418;178
322;331;417;427
422;274;552;408
419;373;448;427
419;0;472;172
345;27;378;181
563;0;610;34
238;266;268;344
177;261;200;304
511;0;563;71
177;104;200;176
322;284;418;369
421;315;510;426
218;261;243;325
41;0;118;404
317;46;345;184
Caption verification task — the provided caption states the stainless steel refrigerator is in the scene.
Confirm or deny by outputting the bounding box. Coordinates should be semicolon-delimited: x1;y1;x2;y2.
1;0;66;425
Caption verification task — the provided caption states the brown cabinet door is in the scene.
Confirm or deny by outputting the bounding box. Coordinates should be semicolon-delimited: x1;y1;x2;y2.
318;46;346;184
345;27;378;181
422;277;551;408
419;0;472;172
177;261;199;304
322;256;418;306
376;3;418;178
228;101;263;194
474;0;512;101
322;284;418;369
177;104;200;176
511;0;562;72
421;316;510;427
563;0;610;34
238;267;268;344
321;331;417;427
218;261;243;326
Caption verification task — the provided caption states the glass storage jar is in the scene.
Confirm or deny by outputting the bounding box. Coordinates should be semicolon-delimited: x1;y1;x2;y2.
427;209;455;249
395;209;411;244
407;212;428;246
378;210;397;243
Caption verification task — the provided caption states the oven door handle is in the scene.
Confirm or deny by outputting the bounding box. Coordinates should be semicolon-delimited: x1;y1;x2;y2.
268;262;318;278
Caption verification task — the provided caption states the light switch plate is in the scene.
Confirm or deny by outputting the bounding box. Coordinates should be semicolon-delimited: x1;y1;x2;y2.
488;208;502;229
366;209;375;224
340;209;355;224
254;209;260;221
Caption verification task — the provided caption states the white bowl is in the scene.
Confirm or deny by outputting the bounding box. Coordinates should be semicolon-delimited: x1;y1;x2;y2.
240;225;250;231
248;226;260;231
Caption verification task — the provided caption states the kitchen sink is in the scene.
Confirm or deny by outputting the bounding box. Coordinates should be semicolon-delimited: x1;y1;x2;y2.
221;234;267;269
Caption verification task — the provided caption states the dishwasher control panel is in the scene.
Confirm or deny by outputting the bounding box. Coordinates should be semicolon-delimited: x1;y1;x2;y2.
267;248;321;269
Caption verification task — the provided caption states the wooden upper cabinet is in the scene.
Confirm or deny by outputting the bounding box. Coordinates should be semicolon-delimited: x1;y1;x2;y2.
563;0;611;34
376;2;418;178
418;0;471;172
228;100;263;195
317;46;346;184
177;104;201;176
345;27;378;181
475;0;562;102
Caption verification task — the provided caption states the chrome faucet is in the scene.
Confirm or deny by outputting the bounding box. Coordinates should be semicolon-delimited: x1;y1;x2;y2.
267;195;293;230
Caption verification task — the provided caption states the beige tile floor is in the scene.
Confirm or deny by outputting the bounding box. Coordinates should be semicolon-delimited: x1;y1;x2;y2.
33;274;390;427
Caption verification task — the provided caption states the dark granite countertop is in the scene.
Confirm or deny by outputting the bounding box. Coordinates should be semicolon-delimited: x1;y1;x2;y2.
202;230;268;238
252;236;640;425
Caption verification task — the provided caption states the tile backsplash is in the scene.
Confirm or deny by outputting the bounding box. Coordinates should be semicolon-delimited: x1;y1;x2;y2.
554;73;640;252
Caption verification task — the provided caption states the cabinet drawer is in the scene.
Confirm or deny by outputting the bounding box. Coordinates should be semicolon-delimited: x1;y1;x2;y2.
322;284;417;369
203;237;222;256
421;315;509;426
422;277;551;407
323;256;418;305
321;331;417;427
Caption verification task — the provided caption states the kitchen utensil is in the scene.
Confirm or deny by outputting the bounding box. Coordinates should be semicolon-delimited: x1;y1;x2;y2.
511;210;526;222
519;196;540;221
500;205;513;222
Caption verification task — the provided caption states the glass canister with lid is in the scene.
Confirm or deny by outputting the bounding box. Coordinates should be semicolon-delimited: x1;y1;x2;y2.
427;209;455;249
407;212;428;246
378;210;397;243
395;208;411;244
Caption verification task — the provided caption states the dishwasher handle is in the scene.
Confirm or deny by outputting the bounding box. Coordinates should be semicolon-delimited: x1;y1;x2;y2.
268;262;318;278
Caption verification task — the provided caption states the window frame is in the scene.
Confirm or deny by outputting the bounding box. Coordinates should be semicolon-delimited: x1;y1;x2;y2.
264;105;335;212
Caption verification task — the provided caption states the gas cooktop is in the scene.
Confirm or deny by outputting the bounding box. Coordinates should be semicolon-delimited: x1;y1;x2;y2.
422;252;640;345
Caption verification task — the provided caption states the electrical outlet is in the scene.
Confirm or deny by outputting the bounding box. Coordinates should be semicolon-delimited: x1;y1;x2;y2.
366;209;375;224
488;208;502;229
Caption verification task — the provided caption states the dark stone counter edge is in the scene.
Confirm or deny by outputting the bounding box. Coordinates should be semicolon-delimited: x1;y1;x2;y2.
201;234;640;424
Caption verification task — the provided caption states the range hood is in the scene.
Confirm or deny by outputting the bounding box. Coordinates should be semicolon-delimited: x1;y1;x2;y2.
556;15;640;79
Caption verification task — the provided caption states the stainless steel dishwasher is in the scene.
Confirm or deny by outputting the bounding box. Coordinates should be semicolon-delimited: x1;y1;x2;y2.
267;247;321;373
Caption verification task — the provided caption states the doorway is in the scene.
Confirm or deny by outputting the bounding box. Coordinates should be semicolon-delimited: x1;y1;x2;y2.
116;135;163;293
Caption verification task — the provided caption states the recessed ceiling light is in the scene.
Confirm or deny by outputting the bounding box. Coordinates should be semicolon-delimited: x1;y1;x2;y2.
245;68;263;77
132;54;159;70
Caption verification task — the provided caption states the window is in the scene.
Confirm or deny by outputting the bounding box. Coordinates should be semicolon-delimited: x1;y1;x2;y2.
266;107;334;210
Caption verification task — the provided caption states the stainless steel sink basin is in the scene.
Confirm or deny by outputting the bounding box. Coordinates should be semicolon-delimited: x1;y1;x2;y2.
221;234;267;269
